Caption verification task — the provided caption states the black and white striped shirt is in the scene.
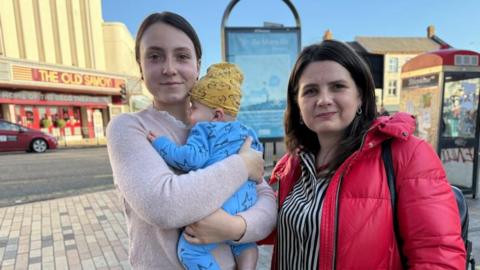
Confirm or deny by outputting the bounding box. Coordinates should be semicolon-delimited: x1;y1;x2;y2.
277;151;330;269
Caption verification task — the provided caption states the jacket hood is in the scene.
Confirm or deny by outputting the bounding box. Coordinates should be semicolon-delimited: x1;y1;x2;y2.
360;112;416;152
371;112;416;141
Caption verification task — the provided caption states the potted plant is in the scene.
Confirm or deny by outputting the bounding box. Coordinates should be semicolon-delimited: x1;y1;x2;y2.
41;118;52;128
55;118;66;128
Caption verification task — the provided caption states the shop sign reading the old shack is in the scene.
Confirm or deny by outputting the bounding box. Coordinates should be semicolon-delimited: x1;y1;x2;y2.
12;65;125;89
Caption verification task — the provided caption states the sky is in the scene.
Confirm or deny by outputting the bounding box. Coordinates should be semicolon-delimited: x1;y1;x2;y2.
101;0;480;75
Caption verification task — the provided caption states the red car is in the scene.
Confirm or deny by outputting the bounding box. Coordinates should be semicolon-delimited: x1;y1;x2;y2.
0;119;57;153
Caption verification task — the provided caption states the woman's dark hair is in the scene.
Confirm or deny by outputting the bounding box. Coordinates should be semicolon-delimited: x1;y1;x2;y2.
135;12;202;72
284;39;377;174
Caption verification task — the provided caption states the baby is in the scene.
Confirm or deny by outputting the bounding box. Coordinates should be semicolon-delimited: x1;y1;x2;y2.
148;62;262;270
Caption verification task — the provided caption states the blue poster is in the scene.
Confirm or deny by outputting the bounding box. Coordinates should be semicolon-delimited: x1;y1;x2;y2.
226;29;299;138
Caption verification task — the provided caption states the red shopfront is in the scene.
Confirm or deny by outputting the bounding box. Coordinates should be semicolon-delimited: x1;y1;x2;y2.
0;91;111;139
0;62;125;140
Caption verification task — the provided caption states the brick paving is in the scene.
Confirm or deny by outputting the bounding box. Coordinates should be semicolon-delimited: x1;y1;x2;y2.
4;187;480;270
0;190;272;270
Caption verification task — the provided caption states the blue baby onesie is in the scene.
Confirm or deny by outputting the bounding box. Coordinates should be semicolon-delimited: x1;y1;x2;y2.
152;121;263;270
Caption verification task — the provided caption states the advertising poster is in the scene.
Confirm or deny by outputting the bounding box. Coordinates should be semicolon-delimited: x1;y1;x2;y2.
226;28;299;138
400;73;441;148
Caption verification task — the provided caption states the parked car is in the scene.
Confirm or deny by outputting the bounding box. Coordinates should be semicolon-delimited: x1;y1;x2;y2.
0;119;57;153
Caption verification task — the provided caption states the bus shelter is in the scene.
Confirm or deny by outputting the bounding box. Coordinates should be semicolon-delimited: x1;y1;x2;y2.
400;49;480;197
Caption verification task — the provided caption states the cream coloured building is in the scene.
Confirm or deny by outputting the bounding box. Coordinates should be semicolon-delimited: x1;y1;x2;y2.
355;36;442;112
0;0;108;69
0;0;148;144
326;26;448;113
383;53;419;110
353;26;450;112
348;26;449;113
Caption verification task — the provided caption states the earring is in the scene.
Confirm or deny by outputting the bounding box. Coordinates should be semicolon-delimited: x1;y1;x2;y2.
356;107;363;116
299;117;304;125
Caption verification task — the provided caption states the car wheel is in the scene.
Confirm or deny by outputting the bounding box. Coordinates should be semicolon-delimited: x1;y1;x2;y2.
31;139;48;153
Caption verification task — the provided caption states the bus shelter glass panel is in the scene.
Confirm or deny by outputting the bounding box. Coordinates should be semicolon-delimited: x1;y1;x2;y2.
440;74;480;190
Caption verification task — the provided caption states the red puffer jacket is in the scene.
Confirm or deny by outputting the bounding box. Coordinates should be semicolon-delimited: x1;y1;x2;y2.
260;113;466;269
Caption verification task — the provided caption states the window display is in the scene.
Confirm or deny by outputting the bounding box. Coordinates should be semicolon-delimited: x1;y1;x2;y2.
442;77;480;138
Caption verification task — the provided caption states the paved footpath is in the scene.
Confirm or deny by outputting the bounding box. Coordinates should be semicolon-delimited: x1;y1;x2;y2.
3;188;480;270
0;190;272;270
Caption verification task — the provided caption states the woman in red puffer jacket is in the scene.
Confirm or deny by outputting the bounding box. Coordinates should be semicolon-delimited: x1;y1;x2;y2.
260;40;465;269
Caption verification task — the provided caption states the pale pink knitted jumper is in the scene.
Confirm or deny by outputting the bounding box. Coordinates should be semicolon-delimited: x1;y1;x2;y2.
106;106;276;269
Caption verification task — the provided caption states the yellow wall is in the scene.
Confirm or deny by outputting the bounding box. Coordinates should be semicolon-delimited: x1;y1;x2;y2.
71;0;86;67
103;23;139;77
0;0;20;58
0;0;145;111
103;22;149;108
89;0;107;71
19;0;40;61
55;0;73;66
37;0;56;64
0;0;115;72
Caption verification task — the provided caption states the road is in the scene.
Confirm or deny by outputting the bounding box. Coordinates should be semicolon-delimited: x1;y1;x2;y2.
0;146;276;268
0;147;113;207
0;138;286;208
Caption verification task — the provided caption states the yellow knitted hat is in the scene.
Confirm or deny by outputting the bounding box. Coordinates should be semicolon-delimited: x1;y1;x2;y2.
190;62;243;116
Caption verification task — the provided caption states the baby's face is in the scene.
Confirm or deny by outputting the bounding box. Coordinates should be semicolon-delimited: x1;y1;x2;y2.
189;100;215;125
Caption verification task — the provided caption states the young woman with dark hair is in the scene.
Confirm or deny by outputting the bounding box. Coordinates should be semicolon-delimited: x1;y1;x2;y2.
107;12;276;269
262;40;465;269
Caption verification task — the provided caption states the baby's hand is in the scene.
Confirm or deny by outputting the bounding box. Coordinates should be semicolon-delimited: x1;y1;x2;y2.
147;131;157;143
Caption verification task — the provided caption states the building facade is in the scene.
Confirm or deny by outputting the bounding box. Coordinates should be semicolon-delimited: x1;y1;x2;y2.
348;26;450;113
382;53;417;109
0;0;144;145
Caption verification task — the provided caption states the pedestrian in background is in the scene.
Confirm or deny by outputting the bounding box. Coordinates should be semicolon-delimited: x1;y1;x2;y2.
261;39;465;269
106;12;276;270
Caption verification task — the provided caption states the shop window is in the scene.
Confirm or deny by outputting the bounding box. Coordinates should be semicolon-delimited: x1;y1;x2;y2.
38;107;51;129
15;106;22;125
50;107;59;126
24;106;34;128
66;108;81;136
61;107;69;121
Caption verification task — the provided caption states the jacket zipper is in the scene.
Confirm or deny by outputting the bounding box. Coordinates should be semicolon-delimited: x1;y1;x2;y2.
276;173;281;207
331;129;372;269
331;173;344;270
275;172;281;268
